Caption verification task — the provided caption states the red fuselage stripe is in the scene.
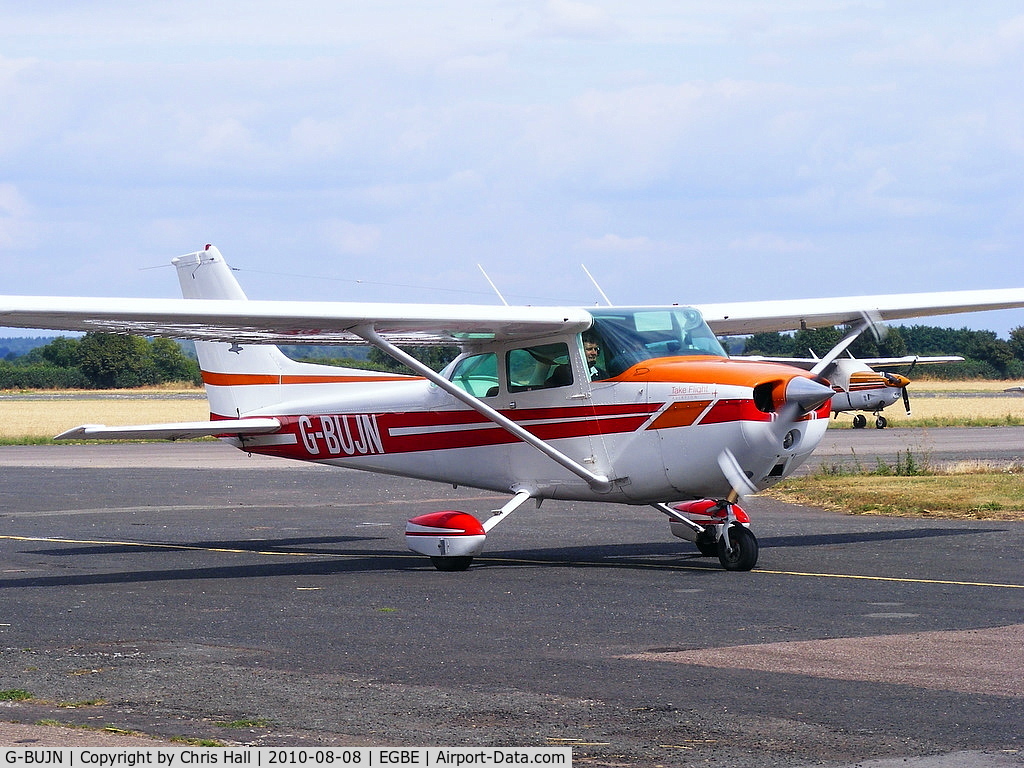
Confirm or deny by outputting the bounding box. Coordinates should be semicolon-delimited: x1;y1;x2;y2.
228;398;829;461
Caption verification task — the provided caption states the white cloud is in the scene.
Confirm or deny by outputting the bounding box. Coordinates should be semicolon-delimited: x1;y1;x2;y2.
537;0;621;39
580;233;652;252
727;233;814;254
320;220;382;255
0;184;33;250
0;184;31;218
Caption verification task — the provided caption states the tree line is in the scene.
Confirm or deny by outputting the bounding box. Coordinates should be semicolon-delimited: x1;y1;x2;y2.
1;323;1022;390
736;324;1024;379
0;333;201;389
0;334;459;389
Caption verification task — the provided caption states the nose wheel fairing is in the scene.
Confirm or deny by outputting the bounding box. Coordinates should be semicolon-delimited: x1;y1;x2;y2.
663;499;759;571
405;510;487;569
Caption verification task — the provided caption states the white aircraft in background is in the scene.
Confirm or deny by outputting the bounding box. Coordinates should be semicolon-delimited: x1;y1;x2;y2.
739;354;963;428
2;245;1024;572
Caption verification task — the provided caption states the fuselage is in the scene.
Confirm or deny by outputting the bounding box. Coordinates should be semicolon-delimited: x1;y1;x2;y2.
224;308;834;504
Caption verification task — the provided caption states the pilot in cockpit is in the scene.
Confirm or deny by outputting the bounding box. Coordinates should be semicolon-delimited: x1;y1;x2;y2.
583;332;608;381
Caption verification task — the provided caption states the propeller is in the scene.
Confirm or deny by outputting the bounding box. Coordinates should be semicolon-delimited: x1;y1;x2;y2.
880;370;914;415
901;356;921;415
711;314;887;570
718;313;885;500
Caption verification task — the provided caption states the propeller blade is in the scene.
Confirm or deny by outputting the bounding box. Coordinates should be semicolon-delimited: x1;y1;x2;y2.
862;309;887;343
902;385;911;416
718;448;758;502
808;312;886;380
906;355;920;378
808;329;861;378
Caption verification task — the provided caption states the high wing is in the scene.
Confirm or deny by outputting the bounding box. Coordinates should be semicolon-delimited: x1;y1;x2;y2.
0;296;592;346
2;264;1024;344
695;289;1024;336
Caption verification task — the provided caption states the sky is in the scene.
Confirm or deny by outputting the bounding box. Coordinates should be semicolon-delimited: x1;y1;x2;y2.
1;1;1023;337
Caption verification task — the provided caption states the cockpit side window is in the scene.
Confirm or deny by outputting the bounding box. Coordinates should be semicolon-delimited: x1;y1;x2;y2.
506;342;573;392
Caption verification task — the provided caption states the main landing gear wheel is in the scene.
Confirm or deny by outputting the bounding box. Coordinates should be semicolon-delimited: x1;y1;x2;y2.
717;524;758;571
430;556;474;572
852;414;867;429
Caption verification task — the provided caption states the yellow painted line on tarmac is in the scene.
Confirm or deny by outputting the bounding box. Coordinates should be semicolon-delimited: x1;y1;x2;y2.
752;567;1024;590
477;553;1024;588
3;535;1023;588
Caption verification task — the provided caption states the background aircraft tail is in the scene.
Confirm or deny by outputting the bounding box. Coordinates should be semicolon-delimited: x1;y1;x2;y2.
172;245;409;418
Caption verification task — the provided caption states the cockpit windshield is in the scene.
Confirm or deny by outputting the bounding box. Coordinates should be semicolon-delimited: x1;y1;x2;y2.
587;307;727;377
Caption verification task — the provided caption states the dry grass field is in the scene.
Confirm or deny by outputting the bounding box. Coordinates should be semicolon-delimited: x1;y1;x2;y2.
911;379;1021;392
836;394;1024;427
0;389;208;440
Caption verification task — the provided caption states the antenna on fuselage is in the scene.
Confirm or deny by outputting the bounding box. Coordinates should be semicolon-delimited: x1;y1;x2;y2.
581;264;613;306
477;265;509;306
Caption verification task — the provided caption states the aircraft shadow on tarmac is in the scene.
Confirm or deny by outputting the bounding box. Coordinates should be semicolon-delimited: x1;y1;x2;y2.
28;534;385;558
0;526;998;588
757;526;996;549
489;526;996;566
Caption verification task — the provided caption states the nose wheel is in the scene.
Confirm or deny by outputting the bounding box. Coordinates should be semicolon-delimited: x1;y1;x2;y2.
717;523;758;571
667;500;759;571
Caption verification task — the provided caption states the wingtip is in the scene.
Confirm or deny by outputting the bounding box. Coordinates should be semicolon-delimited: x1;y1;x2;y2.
54;425;104;440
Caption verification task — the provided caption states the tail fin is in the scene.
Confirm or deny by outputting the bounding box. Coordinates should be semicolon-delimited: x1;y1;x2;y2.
172;245;409;418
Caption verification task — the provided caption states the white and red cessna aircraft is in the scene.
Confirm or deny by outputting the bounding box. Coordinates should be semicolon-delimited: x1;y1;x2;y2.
740;354;963;428
3;245;1024;571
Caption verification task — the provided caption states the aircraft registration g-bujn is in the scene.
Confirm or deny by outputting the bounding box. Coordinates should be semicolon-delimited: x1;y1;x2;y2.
3;245;1024;571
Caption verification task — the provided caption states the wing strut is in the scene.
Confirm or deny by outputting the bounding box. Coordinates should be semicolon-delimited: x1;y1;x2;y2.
353;326;613;493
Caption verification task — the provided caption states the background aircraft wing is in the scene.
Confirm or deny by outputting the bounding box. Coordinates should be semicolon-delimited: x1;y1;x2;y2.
0;297;593;345
695;288;1024;336
851;355;965;367
738;355;964;369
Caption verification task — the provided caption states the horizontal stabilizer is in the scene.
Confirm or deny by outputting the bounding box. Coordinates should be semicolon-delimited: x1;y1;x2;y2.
55;417;282;442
